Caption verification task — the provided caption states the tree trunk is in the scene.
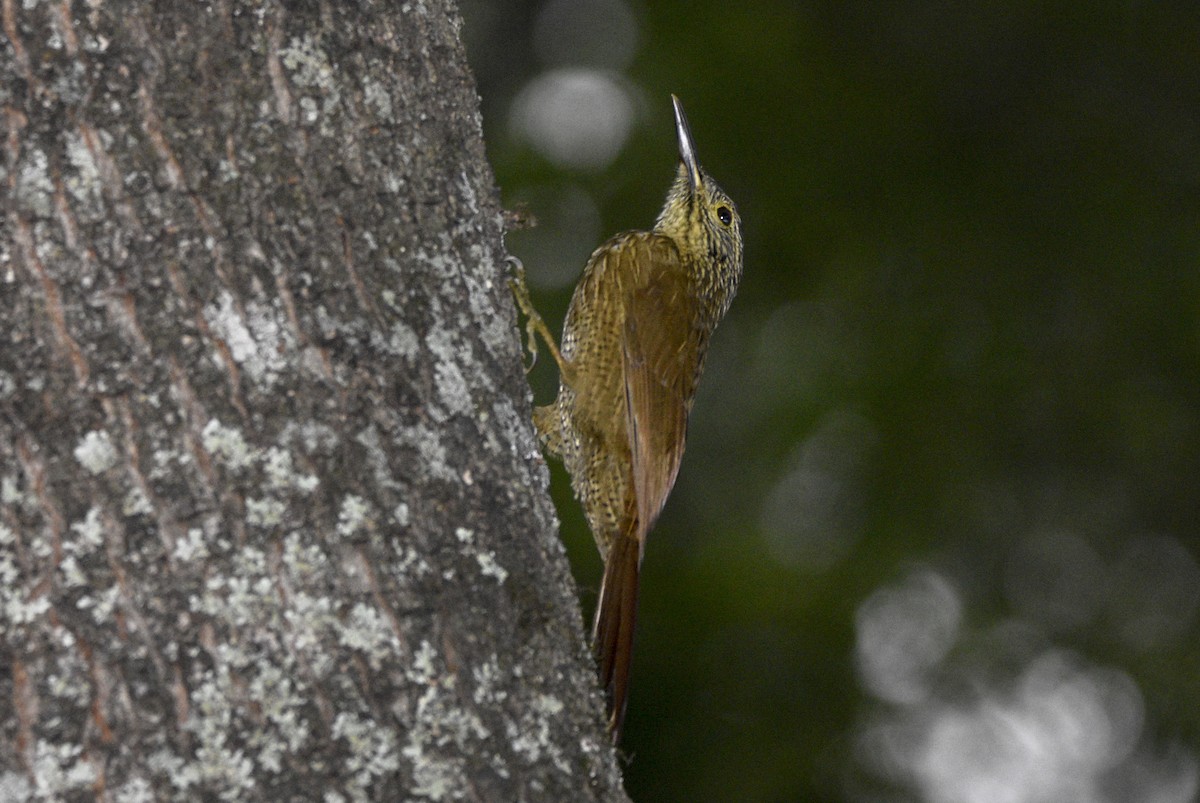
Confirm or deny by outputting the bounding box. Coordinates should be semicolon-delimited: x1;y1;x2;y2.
0;1;626;799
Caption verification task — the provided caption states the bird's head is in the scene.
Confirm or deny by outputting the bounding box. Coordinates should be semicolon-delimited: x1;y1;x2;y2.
655;95;743;310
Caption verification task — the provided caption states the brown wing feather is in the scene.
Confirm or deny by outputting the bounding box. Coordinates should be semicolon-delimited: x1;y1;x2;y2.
621;238;705;540
581;233;706;741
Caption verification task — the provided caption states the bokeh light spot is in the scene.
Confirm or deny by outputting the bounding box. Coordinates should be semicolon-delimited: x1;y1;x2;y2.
855;569;962;705
1110;534;1200;652
760;409;874;571
510;69;635;170
909;653;1146;803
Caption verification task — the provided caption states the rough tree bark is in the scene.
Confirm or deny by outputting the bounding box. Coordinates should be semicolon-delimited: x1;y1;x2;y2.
0;1;626;799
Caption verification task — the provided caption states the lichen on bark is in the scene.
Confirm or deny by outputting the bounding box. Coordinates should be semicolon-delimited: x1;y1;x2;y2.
0;1;626;799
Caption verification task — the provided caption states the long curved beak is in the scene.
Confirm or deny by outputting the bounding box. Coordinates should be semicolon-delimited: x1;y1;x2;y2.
671;94;702;192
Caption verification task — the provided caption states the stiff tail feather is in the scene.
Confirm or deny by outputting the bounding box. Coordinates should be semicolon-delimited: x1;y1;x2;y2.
591;531;641;742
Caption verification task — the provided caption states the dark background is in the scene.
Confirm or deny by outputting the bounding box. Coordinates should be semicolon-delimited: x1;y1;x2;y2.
462;2;1200;800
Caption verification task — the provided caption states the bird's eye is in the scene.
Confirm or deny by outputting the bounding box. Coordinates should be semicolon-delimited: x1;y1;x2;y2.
716;205;732;226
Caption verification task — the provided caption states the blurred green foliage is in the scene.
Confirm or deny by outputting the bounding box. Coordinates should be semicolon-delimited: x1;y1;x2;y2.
464;1;1200;799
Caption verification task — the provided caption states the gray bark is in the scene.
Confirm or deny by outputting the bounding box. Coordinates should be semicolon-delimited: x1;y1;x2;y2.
0;0;625;799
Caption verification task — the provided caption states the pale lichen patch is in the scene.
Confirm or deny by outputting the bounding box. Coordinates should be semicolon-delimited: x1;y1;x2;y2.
74;430;119;474
282;531;328;578
354;425;403;493
279;35;342;131
5;590;52;628
122;485;153;516
491;397;533;460
201;419;257;471
298;97;320;124
176;671;256;795
0;475;27;507
472;656;507;705
0;772;31;800
361;77;393;120
284;590;339;676
287;420;340;455
277;538;342;676
332;712;401;797
60;507;106;586
173;528;210;563
403;740;466;801
15;147;54;216
244;299;292;381
0;524;51;631
338;602;401;669
246;496;286;528
206;292;256;365
398;639;493;797
397;421;455;482
169;534;338;793
402;678;491;799
434;360;472;419
395;543;432;577
413;242;460;283
245;662;309;767
193;546;274;628
476;552;508;584
46;638;90;706
149;447;190;481
463;255;511;355
113;775;155;803
507;694;571;774
425;323;474;420
384;320;420;358
59;554;86;587
0;526;19;590
69;506;105;549
204;293;291;388
263;446;318;494
64;130;103;214
76;585;120;625
336;494;372;538
411;640;438;684
30;740;98;798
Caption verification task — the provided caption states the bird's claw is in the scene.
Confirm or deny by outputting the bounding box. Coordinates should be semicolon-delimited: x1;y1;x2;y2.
506;256;540;373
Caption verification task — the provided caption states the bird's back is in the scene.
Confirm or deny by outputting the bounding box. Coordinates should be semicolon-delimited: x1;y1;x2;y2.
538;231;695;553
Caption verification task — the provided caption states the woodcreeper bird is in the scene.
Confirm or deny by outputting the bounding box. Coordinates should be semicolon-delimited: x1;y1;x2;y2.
510;95;743;741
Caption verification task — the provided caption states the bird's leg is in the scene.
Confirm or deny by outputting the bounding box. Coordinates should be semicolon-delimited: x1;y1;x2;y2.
506;257;572;381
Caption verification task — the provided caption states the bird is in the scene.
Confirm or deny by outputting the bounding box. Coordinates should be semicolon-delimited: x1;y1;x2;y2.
510;94;743;741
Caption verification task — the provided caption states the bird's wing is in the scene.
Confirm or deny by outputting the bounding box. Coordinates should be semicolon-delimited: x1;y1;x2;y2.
620;235;705;541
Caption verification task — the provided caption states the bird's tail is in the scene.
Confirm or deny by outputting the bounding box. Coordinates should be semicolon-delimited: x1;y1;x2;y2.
591;529;642;742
